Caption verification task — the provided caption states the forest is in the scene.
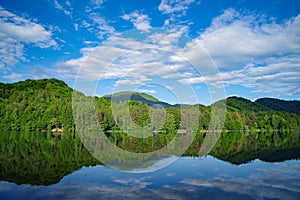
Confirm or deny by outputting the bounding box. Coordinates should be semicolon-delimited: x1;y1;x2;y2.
0;78;299;132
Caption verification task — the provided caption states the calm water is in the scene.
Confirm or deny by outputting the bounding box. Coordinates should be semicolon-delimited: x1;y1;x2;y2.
0;131;300;199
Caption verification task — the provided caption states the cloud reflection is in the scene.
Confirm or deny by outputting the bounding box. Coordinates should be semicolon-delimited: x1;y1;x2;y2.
181;162;300;200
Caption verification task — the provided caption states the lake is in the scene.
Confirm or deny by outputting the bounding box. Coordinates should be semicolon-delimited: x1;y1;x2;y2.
0;131;300;199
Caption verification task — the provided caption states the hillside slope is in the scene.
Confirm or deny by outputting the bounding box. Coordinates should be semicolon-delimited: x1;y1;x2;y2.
225;96;271;112
0;79;74;131
255;98;300;114
103;91;172;108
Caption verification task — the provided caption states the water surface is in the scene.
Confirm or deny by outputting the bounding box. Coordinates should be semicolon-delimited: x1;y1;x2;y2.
0;131;299;199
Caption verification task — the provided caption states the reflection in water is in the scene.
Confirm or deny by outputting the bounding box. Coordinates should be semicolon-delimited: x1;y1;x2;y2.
209;131;300;164
0;131;300;199
0;131;100;185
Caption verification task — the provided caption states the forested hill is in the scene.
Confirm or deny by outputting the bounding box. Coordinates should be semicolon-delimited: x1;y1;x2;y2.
103;91;203;108
0;78;72;98
224;96;271;112
255;98;300;114
0;79;74;131
103;91;171;108
0;78;299;132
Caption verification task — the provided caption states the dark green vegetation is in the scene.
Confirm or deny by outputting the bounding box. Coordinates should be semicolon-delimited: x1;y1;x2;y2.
0;79;74;132
0;78;299;132
210;131;300;164
104;91;159;103
0;79;299;185
1;131;299;185
221;96;300;131
104;91;171;108
256;97;300;114
0;131;100;185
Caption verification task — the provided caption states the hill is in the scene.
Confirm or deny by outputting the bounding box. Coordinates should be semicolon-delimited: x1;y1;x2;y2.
0;78;72;98
255;98;300;114
103;91;172;108
0;79;299;132
224;96;271;112
211;96;299;131
0;78;74;131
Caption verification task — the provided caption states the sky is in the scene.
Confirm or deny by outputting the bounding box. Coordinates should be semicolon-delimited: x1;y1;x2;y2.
0;0;299;105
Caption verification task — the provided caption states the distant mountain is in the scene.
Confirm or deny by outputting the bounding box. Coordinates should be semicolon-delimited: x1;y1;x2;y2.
255;98;300;114
102;91;204;108
223;96;271;112
103;91;172;108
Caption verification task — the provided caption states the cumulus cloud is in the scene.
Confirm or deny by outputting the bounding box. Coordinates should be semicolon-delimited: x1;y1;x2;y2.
0;6;57;69
122;11;152;32
183;9;300;96
58;9;300;98
199;9;300;69
56;32;198;82
56;30;207;104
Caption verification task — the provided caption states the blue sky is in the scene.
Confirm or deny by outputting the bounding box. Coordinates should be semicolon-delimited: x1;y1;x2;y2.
0;0;299;105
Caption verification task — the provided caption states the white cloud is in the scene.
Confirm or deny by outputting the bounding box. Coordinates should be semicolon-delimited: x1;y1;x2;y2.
193;9;300;96
181;164;300;200
73;23;78;31
149;31;184;50
122;11;152;32
0;6;57;69
112;176;152;189
88;13;116;39
56;30;215;94
2;72;23;81
90;0;105;8
138;89;157;94
180;57;300;96
158;0;195;15
65;0;71;7
58;9;300;99
53;0;72;17
199;9;300;69
165;85;174;90
158;0;195;31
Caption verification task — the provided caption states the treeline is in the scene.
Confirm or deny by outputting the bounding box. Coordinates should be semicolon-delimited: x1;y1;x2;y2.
222;97;300;131
0;79;299;132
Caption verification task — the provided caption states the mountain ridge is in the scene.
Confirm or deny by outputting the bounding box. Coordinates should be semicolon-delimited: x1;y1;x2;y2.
1;79;300;111
255;97;300;114
0;79;299;132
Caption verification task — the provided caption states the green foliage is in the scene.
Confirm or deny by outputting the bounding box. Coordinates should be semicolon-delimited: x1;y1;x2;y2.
256;97;300;114
210;131;300;164
0;131;100;185
0;79;299;132
0;79;74;131
224;96;270;112
103;91;171;108
104;91;158;102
